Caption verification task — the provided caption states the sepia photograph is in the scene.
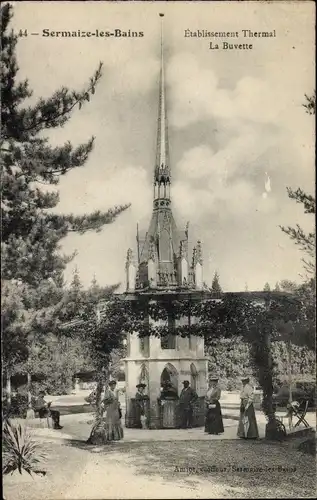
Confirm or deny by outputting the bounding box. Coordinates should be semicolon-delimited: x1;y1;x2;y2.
1;1;316;499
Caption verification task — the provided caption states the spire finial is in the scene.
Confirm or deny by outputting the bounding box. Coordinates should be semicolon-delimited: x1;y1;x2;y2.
159;13;164;58
153;12;170;207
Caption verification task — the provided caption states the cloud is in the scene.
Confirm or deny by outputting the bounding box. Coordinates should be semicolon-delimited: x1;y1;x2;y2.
55;164;151;221
12;1;314;292
168;48;314;135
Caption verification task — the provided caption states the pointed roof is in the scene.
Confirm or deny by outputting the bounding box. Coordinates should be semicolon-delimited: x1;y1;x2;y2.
138;14;187;278
154;13;170;187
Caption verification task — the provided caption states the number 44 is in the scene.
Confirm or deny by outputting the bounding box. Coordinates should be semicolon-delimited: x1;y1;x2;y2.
18;29;28;37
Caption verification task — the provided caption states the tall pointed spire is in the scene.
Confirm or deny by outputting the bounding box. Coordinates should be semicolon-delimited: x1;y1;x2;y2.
154;13;171;208
128;15;204;291
138;13;184;283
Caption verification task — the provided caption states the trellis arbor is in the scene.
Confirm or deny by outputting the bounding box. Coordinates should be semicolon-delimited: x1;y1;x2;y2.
84;288;303;440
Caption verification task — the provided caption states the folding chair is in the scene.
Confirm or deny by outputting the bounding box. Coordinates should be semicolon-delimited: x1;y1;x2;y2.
293;400;310;428
279;411;293;431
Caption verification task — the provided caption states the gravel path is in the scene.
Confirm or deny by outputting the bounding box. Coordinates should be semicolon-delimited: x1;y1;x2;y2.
3;415;316;500
63;449;227;499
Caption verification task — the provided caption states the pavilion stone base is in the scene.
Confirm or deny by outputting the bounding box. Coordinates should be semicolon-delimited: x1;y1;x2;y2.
125;396;205;429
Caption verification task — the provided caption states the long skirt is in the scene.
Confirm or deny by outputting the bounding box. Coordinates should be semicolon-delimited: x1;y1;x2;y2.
135;400;149;429
237;403;259;439
134;405;143;429
205;401;224;434
88;414;123;444
162;400;177;428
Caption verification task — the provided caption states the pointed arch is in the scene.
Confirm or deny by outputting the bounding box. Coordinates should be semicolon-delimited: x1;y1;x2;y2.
160;363;178;394
139;363;149;392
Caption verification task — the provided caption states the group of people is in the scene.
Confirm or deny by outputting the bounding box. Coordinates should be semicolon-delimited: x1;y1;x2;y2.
204;375;259;439
134;375;259;439
159;379;199;429
34;375;259;442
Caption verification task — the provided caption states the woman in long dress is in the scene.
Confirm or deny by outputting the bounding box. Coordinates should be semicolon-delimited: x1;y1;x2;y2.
88;380;123;444
135;383;149;429
159;381;178;428
204;376;224;435
237;376;259;439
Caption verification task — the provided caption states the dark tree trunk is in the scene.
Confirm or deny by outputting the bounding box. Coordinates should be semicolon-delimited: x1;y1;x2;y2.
248;309;286;441
87;366;109;444
6;370;11;405
27;372;32;408
263;325;286;440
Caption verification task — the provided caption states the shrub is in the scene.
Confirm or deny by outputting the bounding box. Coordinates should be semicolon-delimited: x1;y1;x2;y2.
2;419;46;476
295;381;316;406
3;394;29;419
273;383;316;408
226;378;241;391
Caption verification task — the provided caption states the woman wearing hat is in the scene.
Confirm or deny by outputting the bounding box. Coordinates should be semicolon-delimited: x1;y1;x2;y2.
135;383;149;429
204;376;224;435
237;376;259;439
88;380;123;444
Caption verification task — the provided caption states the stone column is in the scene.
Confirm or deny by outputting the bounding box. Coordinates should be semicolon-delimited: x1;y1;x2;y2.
148;242;157;288
148;361;163;429
125;249;136;291
179;240;188;285
193;240;203;289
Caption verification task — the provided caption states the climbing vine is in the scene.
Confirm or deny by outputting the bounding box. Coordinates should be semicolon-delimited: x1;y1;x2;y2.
60;290;305;438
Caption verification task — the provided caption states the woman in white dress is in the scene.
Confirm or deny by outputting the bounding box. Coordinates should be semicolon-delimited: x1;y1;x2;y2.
237;376;259;439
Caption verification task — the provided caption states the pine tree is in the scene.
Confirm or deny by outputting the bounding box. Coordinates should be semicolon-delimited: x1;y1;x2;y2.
211;271;222;293
263;282;271;292
90;274;99;293
70;267;83;294
280;92;315;276
303;90;316;115
1;4;129;388
1;4;129;287
274;282;281;292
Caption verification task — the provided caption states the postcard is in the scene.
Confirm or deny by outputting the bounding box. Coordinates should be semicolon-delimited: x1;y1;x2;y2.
2;1;315;499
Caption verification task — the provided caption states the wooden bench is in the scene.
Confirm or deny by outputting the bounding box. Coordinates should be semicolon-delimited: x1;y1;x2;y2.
26;408;52;428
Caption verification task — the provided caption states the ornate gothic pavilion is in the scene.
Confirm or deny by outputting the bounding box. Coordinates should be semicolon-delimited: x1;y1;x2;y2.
123;15;208;429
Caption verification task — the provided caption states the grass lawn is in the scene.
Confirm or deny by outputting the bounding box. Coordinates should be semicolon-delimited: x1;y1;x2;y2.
53;404;92;415
3;429;316;500
66;436;316;498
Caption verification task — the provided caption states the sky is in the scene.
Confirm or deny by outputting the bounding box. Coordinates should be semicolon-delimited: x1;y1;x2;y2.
11;1;315;292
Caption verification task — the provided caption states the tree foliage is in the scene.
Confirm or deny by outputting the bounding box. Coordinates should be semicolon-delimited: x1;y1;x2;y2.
211;271;222;293
280;92;316;276
206;336;314;391
1;3;129;376
303;90;316;115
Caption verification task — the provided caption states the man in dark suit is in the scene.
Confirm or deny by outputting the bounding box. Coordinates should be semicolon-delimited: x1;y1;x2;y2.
33;391;63;429
179;380;198;429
